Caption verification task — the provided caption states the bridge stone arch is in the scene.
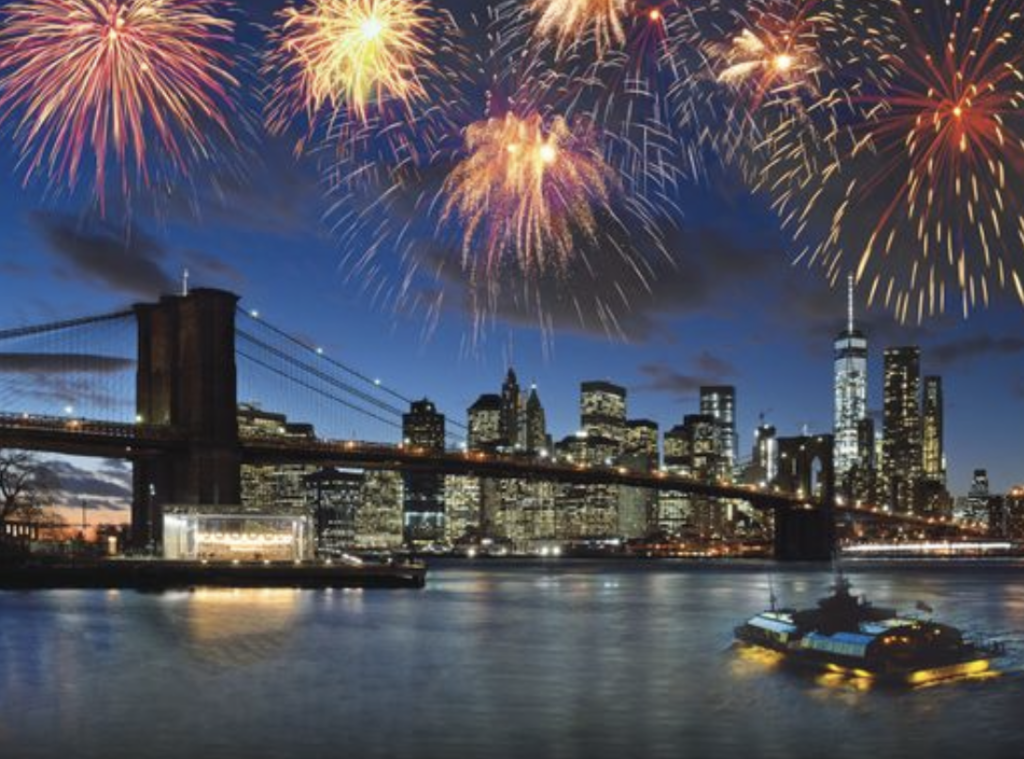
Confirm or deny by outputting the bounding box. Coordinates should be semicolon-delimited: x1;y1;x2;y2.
773;434;835;561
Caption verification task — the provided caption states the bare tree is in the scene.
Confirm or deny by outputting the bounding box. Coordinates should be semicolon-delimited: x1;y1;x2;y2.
0;449;58;522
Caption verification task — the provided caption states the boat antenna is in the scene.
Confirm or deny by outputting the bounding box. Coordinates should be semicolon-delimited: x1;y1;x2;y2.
831;548;849;595
768;572;777;612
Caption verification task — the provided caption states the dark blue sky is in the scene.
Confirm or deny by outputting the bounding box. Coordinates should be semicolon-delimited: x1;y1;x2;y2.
1;0;1022;497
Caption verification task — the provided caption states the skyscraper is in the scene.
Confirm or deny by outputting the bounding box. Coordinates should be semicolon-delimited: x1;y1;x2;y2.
402;399;445;451
882;347;922;512
922;376;945;483
402;399;446;542
699;386;736;480
580;381;627;450
834;276;868;477
468;394;502;452
523;384;548;454
624;419;659;470
499;368;522;450
752;423;778;485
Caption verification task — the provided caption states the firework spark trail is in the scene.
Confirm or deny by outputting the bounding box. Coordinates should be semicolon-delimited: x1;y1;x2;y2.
529;0;629;59
497;0;702;202
0;0;239;207
813;0;1024;321
440;112;615;276
685;0;856;182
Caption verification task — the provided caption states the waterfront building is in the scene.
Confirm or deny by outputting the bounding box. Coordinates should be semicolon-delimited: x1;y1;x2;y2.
237;403;317;516
922;376;945;483
846;418;878;505
918;376;951;515
833;276;868;478
492;478;557;548
882;347;922;513
401;399;446;543
468;394;502;452
163;510;312;561
304;468;362;555
659;424;690;535
444;474;482;544
957;469;993;527
355;470;404;549
554;482;618;540
621;419;659;536
658;415;724;538
580;381;627;453
700;386;737;480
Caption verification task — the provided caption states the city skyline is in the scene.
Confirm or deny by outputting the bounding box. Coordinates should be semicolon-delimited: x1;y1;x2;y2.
0;0;1021;504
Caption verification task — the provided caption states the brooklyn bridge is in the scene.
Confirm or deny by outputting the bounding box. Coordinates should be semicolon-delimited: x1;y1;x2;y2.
0;288;976;560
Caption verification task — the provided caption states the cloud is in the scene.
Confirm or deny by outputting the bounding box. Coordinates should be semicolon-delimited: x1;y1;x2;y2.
929;335;1024;368
0;353;134;374
38;458;132;508
0;260;31;277
411;215;782;344
32;211;175;298
0;355;134;414
694;350;737;378
165;139;323;236
638;351;737;399
181;248;246;288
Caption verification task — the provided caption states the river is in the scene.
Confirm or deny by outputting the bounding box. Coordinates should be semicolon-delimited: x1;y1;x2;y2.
1;559;1022;759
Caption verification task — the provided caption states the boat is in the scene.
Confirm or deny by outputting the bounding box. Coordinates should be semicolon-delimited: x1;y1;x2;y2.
734;572;1003;686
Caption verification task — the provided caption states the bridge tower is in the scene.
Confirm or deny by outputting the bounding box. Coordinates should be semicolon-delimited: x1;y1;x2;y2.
132;289;240;548
773;434;836;561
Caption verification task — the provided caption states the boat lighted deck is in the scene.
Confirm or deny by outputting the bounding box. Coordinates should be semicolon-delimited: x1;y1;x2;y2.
734;574;1003;686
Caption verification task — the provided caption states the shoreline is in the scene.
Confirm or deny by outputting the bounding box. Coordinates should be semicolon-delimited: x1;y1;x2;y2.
0;557;427;590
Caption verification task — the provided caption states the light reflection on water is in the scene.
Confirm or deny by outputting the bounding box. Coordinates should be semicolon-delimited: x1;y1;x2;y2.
0;560;1022;759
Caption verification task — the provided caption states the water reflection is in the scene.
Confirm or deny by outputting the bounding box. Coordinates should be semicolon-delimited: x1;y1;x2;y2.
159;588;304;668
0;562;1022;759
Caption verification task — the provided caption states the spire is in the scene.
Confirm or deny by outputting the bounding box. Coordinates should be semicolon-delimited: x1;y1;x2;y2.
847;273;855;334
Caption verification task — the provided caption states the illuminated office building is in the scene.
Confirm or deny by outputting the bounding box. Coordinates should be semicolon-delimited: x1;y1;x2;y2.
700;386;736;480
834;276;868;477
882;347;922;512
580;381;627;451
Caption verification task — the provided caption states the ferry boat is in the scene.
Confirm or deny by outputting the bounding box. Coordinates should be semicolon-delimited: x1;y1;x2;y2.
734;573;1002;685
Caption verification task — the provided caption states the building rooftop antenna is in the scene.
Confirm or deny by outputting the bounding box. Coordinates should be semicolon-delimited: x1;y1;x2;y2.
847;273;855;334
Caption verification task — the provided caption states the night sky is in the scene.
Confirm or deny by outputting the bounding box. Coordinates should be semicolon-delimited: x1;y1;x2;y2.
0;0;1022;508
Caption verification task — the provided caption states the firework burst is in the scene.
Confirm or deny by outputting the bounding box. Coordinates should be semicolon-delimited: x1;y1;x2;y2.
264;0;449;139
0;0;239;206
688;0;856;177
439;112;616;277
814;0;1024;320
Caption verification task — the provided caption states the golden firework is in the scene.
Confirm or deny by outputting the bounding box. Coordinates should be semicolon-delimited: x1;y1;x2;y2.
440;113;615;275
265;0;440;130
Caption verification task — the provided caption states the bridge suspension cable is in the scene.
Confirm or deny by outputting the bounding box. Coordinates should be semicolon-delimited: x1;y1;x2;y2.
236;347;403;434
0;309;136;422
236;329;409;422
0;310;133;342
235;307;468;438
